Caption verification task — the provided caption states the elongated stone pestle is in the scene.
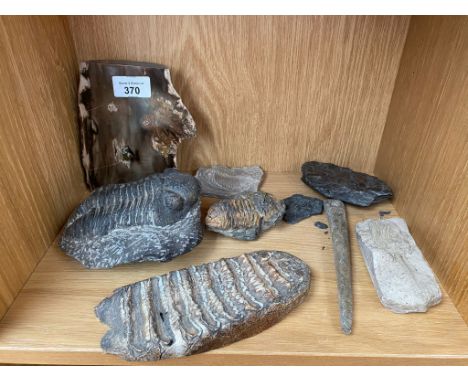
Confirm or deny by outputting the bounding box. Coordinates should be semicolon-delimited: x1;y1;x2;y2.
324;199;353;335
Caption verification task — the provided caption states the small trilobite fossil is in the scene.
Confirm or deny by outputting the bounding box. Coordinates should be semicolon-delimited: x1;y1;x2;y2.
60;169;202;269
205;192;285;240
95;250;311;361
195;165;264;198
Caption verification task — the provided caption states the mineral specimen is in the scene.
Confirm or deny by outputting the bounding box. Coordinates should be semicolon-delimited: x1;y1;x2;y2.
301;161;393;207
314;221;328;230
195;165;264;198
282;194;323;224
324;200;353;335
95;250;311;361
356;217;442;313
205;192;285;240
60;169;202;269
78;60;196;189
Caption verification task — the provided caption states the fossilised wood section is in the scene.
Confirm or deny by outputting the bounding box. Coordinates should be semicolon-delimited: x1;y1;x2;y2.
324;200;353;335
60;169;202;269
79;60;196;189
95;250;311;361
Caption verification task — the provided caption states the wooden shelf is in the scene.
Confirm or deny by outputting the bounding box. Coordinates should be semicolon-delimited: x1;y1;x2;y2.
0;173;467;365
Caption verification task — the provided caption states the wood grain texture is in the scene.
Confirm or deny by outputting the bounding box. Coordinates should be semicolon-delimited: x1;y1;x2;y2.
0;174;467;365
374;16;468;323
68;16;409;173
0;16;86;319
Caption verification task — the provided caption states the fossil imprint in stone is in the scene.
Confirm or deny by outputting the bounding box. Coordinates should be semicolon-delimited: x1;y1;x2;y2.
79;60;196;189
356;218;442;313
95;250;311;361
60;169;202;269
205;192;285;240
195;165;264;198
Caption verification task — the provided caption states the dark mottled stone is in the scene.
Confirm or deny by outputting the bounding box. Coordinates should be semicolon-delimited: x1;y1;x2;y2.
301;161;393;207
95;250;311;361
60;169;202;269
314;221;328;230
205;192;285;240
379;210;392;217
282;194;323;224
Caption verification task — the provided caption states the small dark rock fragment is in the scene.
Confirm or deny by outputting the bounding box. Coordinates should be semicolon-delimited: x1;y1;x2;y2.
301;161;393;207
282;194;323;224
379;210;392;217
314;221;328;230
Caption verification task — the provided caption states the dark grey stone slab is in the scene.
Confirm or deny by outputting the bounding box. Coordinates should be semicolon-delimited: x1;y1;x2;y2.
60;169;202;269
282;194;323;224
205;192;285;240
95;250;311;361
301;161;393;207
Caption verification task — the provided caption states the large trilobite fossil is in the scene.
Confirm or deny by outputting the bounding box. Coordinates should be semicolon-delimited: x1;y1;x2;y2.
95;250;311;361
205;192;285;240
60;169;202;269
79;60;196;189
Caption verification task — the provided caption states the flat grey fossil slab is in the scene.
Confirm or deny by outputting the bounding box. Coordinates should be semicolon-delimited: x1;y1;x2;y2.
356;217;442;313
195;165;264;198
59;169;202;269
95;250;311;362
301;161;393;207
205;191;285;240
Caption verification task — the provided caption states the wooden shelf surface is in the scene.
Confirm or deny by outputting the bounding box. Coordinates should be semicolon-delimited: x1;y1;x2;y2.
0;173;467;365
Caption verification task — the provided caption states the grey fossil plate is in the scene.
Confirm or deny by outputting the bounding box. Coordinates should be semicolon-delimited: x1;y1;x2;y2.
356;217;442;313
205;191;285;240
301;161;393;207
195;165;264;198
95;250;311;361
59;169;202;269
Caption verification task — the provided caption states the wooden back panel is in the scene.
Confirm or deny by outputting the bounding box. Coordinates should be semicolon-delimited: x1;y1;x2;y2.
375;16;468;323
68;16;409;173
0;16;86;318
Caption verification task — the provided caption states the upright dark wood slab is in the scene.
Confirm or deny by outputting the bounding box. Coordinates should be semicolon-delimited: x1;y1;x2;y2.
78;60;196;189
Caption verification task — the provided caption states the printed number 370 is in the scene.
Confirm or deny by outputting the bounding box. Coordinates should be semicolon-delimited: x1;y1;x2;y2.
124;86;141;95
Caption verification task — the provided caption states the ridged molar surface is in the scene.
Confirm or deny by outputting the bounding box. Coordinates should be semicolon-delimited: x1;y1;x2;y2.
95;250;310;361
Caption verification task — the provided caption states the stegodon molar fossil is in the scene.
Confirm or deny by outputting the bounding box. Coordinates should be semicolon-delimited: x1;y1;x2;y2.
79;60;196;190
195;165;264;198
59;169;202;269
205;191;285;240
95;250;311;361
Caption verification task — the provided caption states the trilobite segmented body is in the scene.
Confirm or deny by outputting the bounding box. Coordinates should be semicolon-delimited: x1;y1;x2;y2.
60;169;202;269
95;250;310;361
205;192;285;240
